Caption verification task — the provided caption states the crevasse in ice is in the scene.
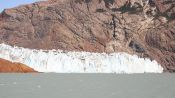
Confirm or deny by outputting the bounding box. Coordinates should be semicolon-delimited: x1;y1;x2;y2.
0;43;163;73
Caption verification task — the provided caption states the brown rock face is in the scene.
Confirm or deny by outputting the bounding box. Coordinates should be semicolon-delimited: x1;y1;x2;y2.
0;0;175;72
145;22;175;72
0;58;36;73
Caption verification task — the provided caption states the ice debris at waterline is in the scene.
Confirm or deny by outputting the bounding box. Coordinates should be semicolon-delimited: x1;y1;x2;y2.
0;43;163;73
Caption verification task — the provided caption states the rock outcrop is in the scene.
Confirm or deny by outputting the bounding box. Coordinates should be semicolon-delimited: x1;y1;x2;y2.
0;0;174;72
0;58;36;73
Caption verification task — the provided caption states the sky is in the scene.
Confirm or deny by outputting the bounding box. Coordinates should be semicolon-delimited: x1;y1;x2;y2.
0;0;44;12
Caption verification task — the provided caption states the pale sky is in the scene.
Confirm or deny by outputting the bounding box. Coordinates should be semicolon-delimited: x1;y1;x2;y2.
0;0;44;12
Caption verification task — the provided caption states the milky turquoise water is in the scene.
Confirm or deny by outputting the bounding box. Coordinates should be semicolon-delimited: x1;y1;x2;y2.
0;74;175;98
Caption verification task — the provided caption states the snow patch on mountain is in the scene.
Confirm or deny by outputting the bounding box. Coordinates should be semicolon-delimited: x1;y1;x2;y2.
0;43;163;73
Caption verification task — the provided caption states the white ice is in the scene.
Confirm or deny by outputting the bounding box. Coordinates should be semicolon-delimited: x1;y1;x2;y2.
0;43;163;73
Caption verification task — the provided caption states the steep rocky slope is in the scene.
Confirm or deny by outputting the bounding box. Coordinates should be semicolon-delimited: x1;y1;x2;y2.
0;58;36;73
0;0;174;72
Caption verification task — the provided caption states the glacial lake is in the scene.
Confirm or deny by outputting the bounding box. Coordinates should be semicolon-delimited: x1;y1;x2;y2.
0;74;175;98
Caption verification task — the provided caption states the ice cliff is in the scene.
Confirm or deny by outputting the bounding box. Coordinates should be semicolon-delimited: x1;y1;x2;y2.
0;43;163;73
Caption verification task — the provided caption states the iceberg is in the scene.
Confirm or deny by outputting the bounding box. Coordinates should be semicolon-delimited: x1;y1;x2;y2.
0;43;163;73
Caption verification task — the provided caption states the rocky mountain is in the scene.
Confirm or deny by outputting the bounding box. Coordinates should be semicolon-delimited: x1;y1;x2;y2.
0;0;174;72
0;58;36;73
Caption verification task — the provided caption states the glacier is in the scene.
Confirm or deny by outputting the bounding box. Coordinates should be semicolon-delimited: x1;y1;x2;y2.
0;43;163;73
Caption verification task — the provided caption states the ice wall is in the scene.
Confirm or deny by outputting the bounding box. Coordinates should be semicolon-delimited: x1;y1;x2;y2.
0;43;163;73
